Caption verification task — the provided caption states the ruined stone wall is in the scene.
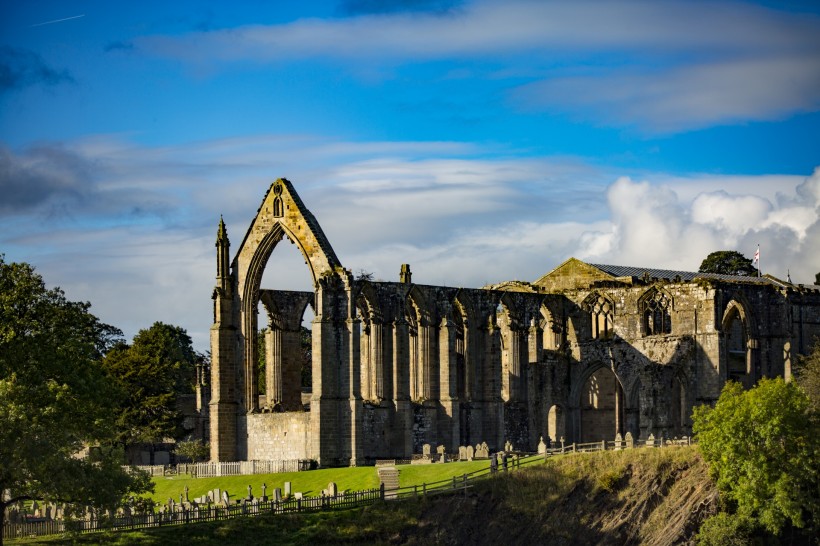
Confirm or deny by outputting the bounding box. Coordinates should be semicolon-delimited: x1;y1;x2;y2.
245;412;310;460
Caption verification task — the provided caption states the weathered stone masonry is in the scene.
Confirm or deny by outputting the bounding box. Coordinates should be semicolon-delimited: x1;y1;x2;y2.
210;179;820;466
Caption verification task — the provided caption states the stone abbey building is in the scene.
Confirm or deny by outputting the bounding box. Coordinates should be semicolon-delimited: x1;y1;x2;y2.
208;179;820;466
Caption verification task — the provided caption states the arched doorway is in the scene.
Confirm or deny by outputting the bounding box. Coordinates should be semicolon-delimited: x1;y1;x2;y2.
579;367;624;442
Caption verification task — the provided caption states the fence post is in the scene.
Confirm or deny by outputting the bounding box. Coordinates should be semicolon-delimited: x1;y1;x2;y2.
380;482;385;500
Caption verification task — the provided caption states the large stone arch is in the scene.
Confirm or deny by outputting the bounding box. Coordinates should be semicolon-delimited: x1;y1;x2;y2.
571;363;625;443
210;178;349;463
234;180;341;413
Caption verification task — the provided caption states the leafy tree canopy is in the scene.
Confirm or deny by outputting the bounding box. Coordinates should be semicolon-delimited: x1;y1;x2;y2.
693;378;819;536
0;257;151;540
174;439;210;463
102;322;199;446
698;250;757;276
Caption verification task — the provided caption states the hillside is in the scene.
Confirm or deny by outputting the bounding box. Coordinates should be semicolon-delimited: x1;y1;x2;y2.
395;445;716;545
20;446;716;545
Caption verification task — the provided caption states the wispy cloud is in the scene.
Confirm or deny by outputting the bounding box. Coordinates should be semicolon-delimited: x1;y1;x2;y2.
133;1;820;133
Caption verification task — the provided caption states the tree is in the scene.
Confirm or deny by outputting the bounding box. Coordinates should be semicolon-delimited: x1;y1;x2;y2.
0;257;151;544
698;250;757;276
174;439;209;463
692;378;819;537
102;322;198;448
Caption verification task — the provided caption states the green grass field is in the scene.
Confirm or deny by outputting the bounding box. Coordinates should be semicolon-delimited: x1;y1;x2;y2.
147;457;510;504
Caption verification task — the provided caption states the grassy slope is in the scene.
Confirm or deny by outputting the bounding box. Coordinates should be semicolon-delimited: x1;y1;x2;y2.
13;447;716;546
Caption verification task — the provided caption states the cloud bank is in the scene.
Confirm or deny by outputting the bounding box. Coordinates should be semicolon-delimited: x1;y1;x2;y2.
2;135;816;350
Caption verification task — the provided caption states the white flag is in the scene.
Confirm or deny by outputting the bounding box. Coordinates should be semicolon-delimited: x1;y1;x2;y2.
752;247;760;268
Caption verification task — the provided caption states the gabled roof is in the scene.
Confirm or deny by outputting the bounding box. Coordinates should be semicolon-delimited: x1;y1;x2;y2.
533;257;793;292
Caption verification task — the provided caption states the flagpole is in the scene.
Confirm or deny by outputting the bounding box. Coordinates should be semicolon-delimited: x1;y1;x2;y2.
757;244;760;277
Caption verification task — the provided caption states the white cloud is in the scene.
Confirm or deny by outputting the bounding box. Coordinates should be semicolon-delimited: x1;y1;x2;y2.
577;171;820;281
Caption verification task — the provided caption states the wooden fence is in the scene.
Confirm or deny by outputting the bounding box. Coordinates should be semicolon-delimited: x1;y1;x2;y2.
5;436;693;541
126;459;313;478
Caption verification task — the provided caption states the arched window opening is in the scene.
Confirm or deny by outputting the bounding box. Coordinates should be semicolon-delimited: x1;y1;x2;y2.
406;300;423;402
453;307;467;400
643;290;672;336
584;294;614;340
725;306;749;382
669;375;686;436
357;294;383;404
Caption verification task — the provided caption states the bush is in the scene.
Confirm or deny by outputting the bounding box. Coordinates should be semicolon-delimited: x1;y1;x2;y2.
693;378;819;535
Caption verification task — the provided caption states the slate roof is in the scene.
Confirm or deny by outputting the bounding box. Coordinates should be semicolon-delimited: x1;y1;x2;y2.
588;263;780;286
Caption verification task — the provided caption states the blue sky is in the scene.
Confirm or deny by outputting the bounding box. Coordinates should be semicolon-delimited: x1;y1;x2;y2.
2;0;819;350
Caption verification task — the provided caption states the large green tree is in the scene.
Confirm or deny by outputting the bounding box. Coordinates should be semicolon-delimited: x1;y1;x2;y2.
698;250;757;276
693;378;819;538
102;322;198;447
0;257;151;543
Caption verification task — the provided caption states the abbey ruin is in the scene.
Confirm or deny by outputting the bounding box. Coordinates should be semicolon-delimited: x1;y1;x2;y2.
208;179;820;466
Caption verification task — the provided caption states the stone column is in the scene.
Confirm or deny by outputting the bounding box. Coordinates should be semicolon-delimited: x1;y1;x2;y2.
393;317;412;457
265;327;282;407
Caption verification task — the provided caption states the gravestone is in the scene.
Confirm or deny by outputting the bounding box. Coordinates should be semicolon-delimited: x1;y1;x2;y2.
466;445;474;460
284;482;292;496
247;484;253;501
422;444;431;459
261;483;268;502
436;445;446;463
221;491;230;507
273;488;282;502
646;433;655;447
537;436;546;454
458;446;467;460
614;432;623;450
294;492;303;500
625;432;634;449
326;482;338;496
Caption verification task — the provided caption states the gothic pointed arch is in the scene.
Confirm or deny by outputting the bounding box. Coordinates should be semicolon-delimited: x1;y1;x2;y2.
720;295;758;387
232;178;343;412
405;286;433;402
356;281;384;402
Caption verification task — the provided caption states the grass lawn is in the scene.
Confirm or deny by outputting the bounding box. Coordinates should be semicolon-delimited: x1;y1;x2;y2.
147;456;526;504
